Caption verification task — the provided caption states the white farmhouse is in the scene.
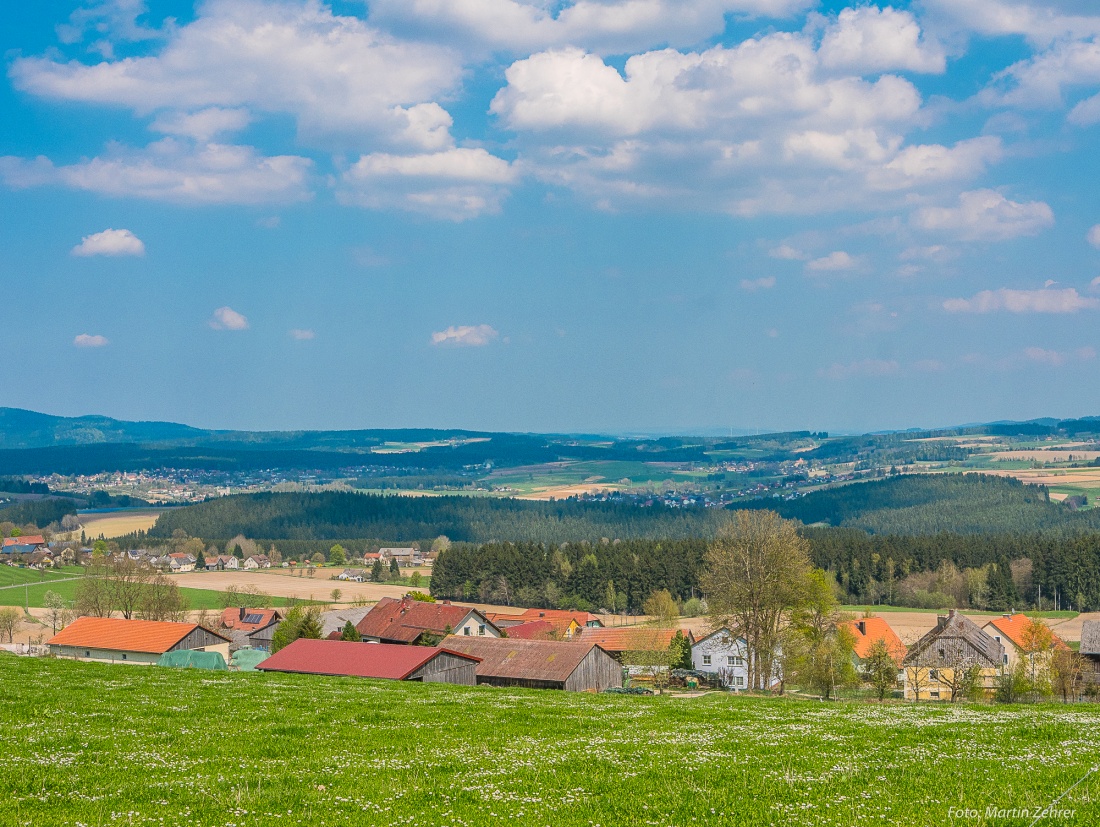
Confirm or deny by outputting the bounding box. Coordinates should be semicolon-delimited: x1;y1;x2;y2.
691;628;781;690
691;628;750;689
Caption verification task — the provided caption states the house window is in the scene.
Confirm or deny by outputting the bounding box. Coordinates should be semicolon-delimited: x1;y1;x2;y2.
463;627;471;636
85;650;91;657
1003;654;1009;664
929;669;939;681
703;655;712;666
727;655;736;666
930;690;940;699
734;677;744;687
478;625;486;636
121;653;127;660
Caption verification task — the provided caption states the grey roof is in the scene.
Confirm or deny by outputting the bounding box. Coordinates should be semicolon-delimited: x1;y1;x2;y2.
1081;620;1100;656
902;610;1003;668
319;606;372;638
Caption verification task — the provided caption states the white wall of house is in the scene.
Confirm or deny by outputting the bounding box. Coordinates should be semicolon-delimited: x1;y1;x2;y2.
455;612;501;639
691;630;750;689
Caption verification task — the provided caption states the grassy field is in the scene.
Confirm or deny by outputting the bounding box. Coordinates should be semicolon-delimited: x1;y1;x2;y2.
3;657;1100;826
0;565;81;588
0;575;251;611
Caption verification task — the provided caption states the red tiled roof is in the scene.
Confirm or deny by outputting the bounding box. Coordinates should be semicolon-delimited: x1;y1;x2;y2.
257;639;479;680
505;620;558;640
355;597;486;643
841;617;907;665
574;626;688;652
4;535;46;547
47;616;227;654
984;613;1070;652
219;607;282;633
515;608;602;627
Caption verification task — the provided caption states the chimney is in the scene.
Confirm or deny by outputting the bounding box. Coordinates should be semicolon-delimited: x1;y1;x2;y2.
857;621;865;635
1003;613;1012;620
239;607;246;621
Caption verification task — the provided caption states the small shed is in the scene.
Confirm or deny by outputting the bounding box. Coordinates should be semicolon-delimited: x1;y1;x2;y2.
256;639;479;685
441;637;622;692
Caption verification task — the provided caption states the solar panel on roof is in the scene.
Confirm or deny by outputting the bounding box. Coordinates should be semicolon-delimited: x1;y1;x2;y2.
242;613;264;624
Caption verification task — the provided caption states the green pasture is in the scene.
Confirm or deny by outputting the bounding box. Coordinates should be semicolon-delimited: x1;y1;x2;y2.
4;656;1100;826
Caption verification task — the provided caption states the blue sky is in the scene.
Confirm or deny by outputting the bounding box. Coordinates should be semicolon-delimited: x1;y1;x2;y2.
2;0;1099;434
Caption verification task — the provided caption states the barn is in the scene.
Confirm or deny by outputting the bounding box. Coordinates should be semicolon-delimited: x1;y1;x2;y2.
47;617;230;665
256;639;479;685
441;637;623;692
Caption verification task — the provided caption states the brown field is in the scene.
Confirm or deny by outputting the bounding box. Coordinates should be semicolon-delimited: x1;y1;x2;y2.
168;570;521;616
992;450;1100;462
978;468;1100;485
76;509;164;539
516;483;624;501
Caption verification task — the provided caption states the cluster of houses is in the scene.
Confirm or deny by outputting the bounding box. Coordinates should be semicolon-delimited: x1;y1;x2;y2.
334;547;425;581
41;598;1080;699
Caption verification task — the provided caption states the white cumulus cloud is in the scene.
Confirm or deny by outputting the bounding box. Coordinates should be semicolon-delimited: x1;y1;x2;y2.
1088;224;1100;248
10;0;464;152
943;287;1099;314
210;306;249;330
1;139;311;205
430;324;499;347
71;228;145;257
818;6;946;74
913;190;1054;241
73;333;109;348
806;251;856;272
339;148;516;220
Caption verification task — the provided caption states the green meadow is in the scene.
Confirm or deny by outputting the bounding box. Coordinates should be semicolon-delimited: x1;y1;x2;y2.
3;656;1100;826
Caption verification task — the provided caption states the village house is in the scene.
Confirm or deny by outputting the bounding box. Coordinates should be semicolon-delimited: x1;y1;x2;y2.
504;609;604;639
336;568;367;582
690;628;770;690
378;547;420;566
242;554;271;570
2;534;48;555
211;555;239;571
1079;620;1100;682
258;639;480;685
356;596;501;644
441;636;622;692
219;607;282;634
902;610;1004;701
48;617;230;665
980;613;1068;669
321;606;373;639
166;552;196;572
841;616;907;669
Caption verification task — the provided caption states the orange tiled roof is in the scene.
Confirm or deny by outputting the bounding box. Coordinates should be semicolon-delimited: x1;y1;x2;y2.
985;613;1070;651
574;626;688;652
47;616;226;654
842;617;907;665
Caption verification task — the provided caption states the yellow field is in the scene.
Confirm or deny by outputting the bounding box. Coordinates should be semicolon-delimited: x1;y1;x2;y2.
78;509;164;539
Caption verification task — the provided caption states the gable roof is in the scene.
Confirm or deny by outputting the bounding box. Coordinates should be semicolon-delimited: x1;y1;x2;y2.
983;613;1069;652
320;606;373;639
504;620;558;640
3;535;46;547
48;616;228;654
691;627;744;648
355;597;492;643
219;607;282;633
514;608;603;627
441;636;605;683
902;610;1002;668
256;639;478;680
574;626;689;653
841;617;907;664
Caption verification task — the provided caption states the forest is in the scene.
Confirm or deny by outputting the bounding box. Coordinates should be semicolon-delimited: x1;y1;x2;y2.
142;490;720;544
736;473;1098;535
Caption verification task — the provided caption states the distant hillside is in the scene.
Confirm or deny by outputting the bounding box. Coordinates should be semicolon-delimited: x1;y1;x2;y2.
143;491;720;545
736;473;1099;535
